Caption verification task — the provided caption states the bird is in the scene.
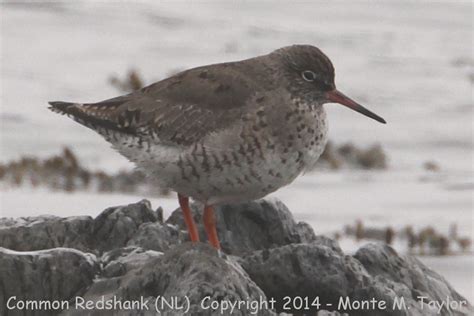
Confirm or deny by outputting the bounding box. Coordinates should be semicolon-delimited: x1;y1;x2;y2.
49;44;386;250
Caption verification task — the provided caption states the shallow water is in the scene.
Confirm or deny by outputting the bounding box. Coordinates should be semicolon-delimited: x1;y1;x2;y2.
1;1;472;170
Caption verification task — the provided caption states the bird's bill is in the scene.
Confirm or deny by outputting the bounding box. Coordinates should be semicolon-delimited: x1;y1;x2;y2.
326;90;386;124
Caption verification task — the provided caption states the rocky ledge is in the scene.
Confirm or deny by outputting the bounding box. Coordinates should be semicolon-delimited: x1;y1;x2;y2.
0;199;471;316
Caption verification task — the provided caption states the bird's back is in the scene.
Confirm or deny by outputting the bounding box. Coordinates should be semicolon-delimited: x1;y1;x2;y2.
49;57;275;147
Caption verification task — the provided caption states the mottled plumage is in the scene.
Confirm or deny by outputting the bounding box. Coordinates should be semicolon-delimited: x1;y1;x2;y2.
50;45;385;249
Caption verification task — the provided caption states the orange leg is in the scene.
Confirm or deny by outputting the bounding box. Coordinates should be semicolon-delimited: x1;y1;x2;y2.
203;205;221;250
178;193;200;242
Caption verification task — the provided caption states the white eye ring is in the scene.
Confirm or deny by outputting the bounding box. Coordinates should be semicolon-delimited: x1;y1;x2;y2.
302;70;316;82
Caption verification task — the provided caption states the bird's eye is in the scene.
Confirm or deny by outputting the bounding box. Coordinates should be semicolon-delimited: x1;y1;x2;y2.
301;70;316;82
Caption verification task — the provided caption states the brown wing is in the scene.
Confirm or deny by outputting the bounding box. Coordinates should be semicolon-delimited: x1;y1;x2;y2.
49;62;260;146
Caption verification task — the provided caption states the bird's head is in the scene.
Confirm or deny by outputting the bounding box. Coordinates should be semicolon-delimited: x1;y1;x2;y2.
273;45;386;124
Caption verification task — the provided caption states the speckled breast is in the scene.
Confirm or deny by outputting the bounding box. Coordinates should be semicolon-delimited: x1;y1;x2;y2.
110;98;329;204
148;102;329;204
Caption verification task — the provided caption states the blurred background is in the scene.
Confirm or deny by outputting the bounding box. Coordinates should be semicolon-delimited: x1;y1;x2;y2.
0;1;472;300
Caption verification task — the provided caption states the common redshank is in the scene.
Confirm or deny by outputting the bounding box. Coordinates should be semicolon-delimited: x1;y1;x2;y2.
49;45;385;250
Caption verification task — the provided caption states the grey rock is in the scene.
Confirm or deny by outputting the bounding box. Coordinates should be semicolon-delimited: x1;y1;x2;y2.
91;199;161;253
1;199;472;316
155;206;164;223
67;243;276;316
312;234;344;254
354;243;473;316
0;215;93;252
0;247;99;316
101;246;162;278
241;242;473;315
317;311;348;316
166;198;316;255
126;222;184;252
0;200;173;255
240;243;369;313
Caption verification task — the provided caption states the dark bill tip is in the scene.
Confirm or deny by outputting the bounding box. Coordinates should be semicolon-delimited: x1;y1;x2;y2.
326;90;386;124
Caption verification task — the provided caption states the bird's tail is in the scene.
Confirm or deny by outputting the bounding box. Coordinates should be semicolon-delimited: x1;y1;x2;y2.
48;101;121;136
48;101;78;116
48;101;95;127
